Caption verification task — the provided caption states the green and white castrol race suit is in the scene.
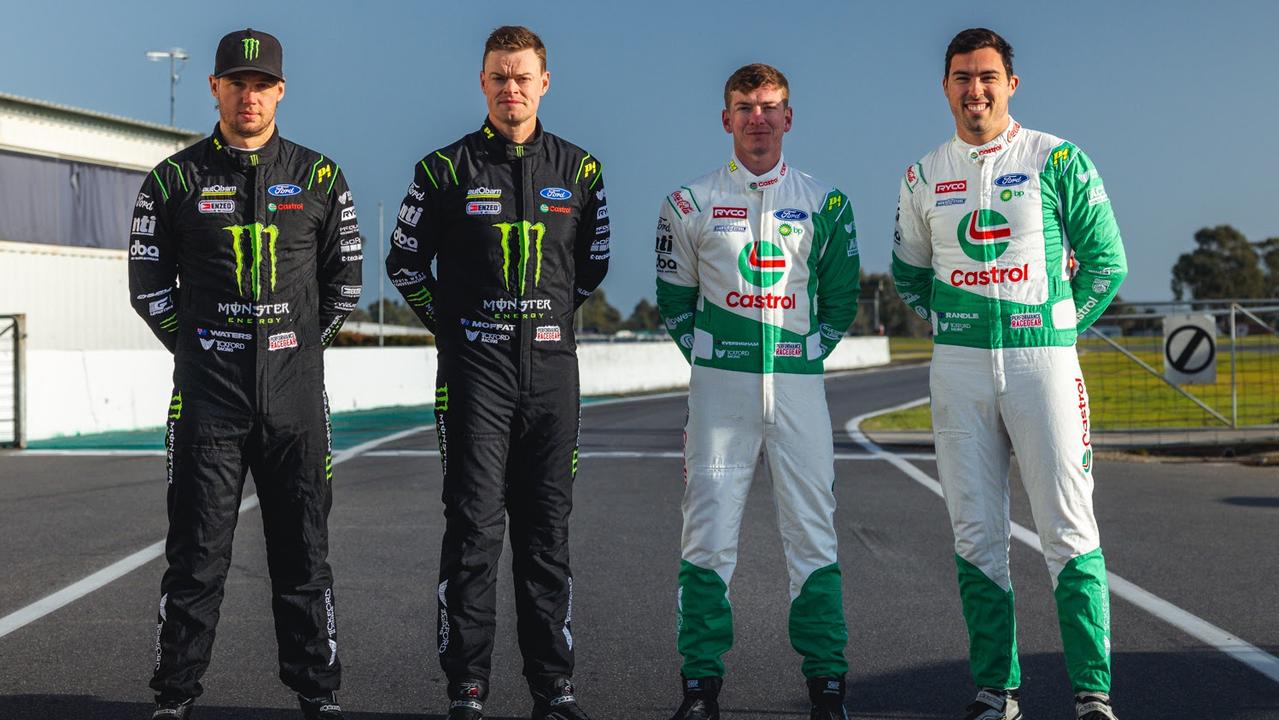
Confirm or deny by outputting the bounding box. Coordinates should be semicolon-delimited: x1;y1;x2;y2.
891;119;1127;694
655;155;860;679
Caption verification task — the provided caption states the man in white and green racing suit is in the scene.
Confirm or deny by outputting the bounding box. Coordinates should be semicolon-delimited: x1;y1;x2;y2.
656;64;860;720
891;28;1127;720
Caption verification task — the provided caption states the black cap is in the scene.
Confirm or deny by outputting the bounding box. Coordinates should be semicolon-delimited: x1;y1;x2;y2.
214;28;284;81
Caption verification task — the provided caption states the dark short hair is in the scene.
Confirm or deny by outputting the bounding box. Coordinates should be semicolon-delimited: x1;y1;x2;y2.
945;28;1014;78
483;25;546;71
723;64;789;109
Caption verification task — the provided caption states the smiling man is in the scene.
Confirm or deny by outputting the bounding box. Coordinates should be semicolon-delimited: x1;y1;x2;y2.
385;25;608;720
655;64;861;720
891;28;1127;720
129;27;359;720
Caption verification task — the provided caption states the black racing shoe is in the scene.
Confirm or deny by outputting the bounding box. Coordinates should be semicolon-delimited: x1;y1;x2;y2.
298;692;344;720
1076;692;1118;720
447;679;488;720
531;677;592;720
807;676;849;720
150;697;194;720
964;688;1022;720
669;676;721;720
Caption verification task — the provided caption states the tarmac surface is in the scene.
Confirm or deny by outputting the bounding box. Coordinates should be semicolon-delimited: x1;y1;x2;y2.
2;364;1277;719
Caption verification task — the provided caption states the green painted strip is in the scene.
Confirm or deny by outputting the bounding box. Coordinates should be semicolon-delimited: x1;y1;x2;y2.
326;164;340;194
681;186;700;211
307;156;325;189
435;152;458;185
165;159;187;192
588;172;602;190
420;160;439;190
150;171;169;201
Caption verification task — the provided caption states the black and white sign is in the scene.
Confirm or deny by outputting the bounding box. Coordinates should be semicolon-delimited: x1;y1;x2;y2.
1163;314;1216;385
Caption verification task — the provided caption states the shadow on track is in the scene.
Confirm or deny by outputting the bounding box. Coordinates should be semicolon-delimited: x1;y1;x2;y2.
0;696;529;720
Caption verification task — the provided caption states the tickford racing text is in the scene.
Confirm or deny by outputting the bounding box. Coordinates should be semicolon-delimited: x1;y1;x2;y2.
219;302;290;325
949;264;1029;287
726;291;796;309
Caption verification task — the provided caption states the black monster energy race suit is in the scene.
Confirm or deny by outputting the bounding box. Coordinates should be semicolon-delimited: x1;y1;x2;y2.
385;120;609;691
128;125;362;700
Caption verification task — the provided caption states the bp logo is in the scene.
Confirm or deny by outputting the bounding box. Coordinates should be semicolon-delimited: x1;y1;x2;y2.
957;209;1012;262
738;241;786;287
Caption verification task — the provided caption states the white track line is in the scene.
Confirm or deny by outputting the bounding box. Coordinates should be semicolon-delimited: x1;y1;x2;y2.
361;449;937;461
0;425;430;640
847;397;1279;685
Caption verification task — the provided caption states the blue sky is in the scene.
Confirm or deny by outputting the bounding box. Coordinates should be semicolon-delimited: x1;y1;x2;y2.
5;1;1277;314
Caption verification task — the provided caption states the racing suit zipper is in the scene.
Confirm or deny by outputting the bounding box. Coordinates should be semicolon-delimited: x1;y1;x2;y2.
759;184;775;426
977;156;1003;391
517;147;533;397
252;161;269;415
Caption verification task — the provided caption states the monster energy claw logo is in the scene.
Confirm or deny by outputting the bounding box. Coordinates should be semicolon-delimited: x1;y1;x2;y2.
242;37;260;60
223;223;279;300
493;221;546;294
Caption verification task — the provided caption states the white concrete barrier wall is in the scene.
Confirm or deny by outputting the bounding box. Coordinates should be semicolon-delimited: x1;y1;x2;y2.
25;338;889;440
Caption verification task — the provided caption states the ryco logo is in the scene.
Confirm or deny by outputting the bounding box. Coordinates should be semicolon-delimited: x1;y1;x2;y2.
957;209;1011;262
935;180;967;194
713;207;747;219
737;241;786;287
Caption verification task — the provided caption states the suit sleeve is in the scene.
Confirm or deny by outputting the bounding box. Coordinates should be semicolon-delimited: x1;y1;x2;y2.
812;189;860;360
654;195;699;364
1052;144;1127;333
890;163;935;322
317;167;362;348
384;160;439;333
574;157;609;308
127;168;180;353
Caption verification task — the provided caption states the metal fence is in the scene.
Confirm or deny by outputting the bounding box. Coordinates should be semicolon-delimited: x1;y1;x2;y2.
1080;300;1278;436
0;314;25;448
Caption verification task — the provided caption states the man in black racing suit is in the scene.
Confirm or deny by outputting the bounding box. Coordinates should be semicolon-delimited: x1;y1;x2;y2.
128;28;359;720
384;25;608;720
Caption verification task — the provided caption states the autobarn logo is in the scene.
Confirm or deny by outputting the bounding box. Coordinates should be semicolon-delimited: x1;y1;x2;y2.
713;207;747;219
737;241;786;288
935;180;967;194
268;331;298;351
956;209;1011;262
774;342;802;357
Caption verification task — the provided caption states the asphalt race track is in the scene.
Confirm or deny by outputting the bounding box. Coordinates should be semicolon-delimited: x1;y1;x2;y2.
2;364;1277;719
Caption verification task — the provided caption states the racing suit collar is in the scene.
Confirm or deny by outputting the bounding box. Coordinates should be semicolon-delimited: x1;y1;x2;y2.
480;118;544;160
728;154;788;192
954;117;1021;163
210;124;282;169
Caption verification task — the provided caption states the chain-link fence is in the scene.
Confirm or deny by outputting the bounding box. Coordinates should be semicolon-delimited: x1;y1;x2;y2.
1080;301;1278;435
0;314;25;448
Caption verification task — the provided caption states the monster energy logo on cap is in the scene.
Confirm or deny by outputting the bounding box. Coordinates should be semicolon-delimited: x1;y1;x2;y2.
224;223;279;300
242;37;260;59
493;221;546;294
214;28;284;80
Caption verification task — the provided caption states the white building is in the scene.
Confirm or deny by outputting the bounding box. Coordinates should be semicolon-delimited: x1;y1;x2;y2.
0;91;201;351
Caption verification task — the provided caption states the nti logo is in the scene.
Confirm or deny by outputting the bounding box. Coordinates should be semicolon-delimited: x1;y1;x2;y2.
956;210;1011;262
493;221;547;294
223;223;279;300
737;241;786;287
242;37;260;60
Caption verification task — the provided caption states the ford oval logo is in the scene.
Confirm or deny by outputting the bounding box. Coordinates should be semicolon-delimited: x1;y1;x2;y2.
540;187;572;201
993;173;1029;187
773;208;808;221
268;184;302;197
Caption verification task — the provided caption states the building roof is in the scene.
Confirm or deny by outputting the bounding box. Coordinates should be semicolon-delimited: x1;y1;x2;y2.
0;90;202;142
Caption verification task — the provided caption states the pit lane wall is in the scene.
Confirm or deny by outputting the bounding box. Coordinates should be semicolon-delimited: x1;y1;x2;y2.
23;338;889;441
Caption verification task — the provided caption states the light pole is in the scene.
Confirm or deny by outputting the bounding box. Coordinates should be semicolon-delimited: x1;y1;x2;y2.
145;48;189;127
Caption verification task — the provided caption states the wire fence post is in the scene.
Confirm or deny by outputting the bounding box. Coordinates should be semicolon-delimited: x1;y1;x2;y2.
1230;304;1238;428
378;201;385;347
